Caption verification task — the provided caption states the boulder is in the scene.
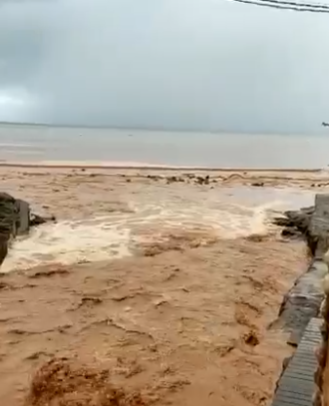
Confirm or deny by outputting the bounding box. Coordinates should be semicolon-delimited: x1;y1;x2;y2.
0;192;55;267
30;213;47;227
274;198;329;258
273;206;314;244
0;192;19;266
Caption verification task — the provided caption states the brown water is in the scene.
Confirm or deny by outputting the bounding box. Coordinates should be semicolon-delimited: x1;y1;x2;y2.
1;181;315;272
0;166;314;406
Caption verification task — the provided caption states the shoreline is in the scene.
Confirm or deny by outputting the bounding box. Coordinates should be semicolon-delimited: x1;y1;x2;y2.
0;160;324;173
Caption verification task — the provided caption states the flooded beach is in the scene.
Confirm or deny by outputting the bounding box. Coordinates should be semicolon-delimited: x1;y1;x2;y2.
0;166;317;272
0;165;324;405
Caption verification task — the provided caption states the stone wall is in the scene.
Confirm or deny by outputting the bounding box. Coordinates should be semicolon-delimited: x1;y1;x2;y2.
312;195;329;406
274;194;329;406
310;195;329;406
318;254;329;406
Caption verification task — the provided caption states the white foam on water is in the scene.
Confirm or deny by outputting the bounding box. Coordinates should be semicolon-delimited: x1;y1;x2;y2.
1;220;132;273
1;205;286;272
1;196;292;273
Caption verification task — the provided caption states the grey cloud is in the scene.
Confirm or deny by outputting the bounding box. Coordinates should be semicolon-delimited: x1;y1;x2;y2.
0;0;329;133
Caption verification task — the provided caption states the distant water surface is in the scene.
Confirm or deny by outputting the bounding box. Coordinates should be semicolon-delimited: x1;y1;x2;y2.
0;124;328;168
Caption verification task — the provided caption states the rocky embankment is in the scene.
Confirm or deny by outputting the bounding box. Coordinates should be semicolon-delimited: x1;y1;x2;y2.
0;192;55;268
272;195;329;342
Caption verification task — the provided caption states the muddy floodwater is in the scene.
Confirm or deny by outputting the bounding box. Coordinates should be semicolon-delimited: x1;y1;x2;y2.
0;166;323;406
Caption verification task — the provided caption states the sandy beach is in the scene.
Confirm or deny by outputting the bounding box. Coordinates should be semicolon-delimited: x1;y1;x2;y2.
0;165;327;406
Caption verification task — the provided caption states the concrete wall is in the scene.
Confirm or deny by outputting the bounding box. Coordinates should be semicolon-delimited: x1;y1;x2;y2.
316;252;329;406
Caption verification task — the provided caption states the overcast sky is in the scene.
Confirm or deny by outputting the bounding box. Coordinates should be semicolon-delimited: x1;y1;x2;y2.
0;0;329;133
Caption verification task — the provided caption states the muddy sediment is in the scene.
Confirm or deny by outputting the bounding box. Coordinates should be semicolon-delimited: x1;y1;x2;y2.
0;167;327;406
26;358;147;406
0;236;305;406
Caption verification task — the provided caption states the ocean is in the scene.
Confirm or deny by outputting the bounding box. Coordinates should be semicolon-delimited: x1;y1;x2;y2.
0;123;323;272
0;123;328;169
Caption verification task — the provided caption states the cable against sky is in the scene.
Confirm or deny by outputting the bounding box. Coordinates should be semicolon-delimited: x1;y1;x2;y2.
228;0;329;12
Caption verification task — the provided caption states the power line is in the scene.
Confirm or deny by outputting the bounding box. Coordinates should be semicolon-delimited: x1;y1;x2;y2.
229;0;329;12
256;0;329;9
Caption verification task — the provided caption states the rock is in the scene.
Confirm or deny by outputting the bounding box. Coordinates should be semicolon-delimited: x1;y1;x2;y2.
195;176;210;185
165;174;211;185
251;182;264;187
0;192;19;266
30;213;46;227
273;217;293;227
309;194;329;257
0;192;54;268
166;176;178;184
166;176;184;184
0;192;17;232
273;208;313;242
281;228;300;238
272;206;316;249
146;175;162;181
285;207;313;233
30;213;56;228
0;242;8;267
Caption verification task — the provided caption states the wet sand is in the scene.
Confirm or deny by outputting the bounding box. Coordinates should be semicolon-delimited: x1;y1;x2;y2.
0;165;324;406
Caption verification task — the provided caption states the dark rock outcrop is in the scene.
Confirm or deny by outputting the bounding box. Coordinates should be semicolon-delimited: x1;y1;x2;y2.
273;206;313;233
251;181;264;187
166;176;182;184
195;175;210;185
271;194;329;342
30;213;56;227
0;193;21;266
273;196;329;258
0;192;55;267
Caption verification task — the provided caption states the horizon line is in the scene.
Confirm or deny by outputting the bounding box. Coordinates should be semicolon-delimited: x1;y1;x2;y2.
0;120;324;136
